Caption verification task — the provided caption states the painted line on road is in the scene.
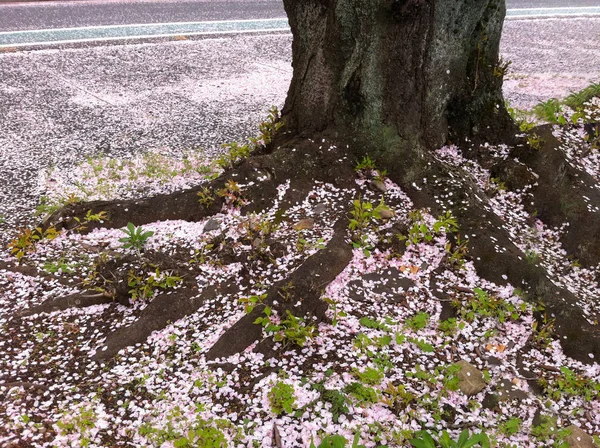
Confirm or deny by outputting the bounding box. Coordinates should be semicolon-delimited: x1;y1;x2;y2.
506;6;600;18
0;18;290;47
0;17;288;35
1;7;600;49
0;28;291;50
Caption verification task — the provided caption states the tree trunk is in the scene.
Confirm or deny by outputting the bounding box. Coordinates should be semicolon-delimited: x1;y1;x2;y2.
282;0;513;158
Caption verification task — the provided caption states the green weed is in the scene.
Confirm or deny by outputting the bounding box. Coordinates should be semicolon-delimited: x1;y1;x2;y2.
254;308;316;347
127;268;183;301
268;381;296;415
119;222;154;251
410;429;490;448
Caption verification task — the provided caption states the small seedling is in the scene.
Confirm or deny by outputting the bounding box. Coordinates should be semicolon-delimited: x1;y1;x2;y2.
454;287;527;323
8;226;60;260
310;432;366;448
410;429;490;448
398;210;458;247
72;210;108;233
268;381;296;415
323;297;347;326
238;293;267;314
127;268;182;301
250;106;284;147
348;197;392;256
197;187;214;208
216;142;252;169
217;180;246;208
354;155;377;172
353;366;384;385
404;312;430;331
119;223;154;251
254;307;316;347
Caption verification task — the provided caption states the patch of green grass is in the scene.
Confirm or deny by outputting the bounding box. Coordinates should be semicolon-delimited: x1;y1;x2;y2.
358;316;391;332
410;429;490;448
531;416;571;448
454;287;528;323
564;82;600;110
344;382;379;405
42;258;80;275
499;417;522;437
532;98;563;124
127;268;183;301
310;432;366;448
539;366;600;402
254;308;316;348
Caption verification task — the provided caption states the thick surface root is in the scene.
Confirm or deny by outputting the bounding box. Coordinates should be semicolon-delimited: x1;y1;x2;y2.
206;220;352;361
388;136;600;363
93;286;232;360
16;131;600;364
44;138;357;234
15;292;113;318
490;125;600;266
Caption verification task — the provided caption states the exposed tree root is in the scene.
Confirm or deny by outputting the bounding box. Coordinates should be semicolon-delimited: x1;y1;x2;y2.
93;285;234;360
15;292;113;318
488;126;600;266
206;220;352;361
13;132;599;367
43;138;357;235
388;147;600;363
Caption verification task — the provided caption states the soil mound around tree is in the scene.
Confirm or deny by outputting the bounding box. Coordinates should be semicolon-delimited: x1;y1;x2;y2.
1;116;600;445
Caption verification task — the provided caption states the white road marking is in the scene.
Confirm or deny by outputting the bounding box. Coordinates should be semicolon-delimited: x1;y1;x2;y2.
0;18;288;36
1;8;599;49
506;6;600;18
0;28;291;48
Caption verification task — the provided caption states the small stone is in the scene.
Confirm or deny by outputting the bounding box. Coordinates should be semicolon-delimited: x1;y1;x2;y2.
252;237;264;249
455;360;486;396
203;219;220;233
566;426;595;448
313;203;328;214
379;209;395;220
293;218;314;231
486;356;502;366
370;179;387;193
481;393;499;410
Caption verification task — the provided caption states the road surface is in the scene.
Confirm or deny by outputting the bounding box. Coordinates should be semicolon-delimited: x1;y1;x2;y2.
0;0;599;32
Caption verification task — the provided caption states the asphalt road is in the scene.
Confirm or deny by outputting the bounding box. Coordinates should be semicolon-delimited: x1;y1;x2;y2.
0;0;599;32
0;1;285;32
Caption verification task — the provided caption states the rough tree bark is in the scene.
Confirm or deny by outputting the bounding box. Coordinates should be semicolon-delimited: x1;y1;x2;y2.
281;0;514;160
